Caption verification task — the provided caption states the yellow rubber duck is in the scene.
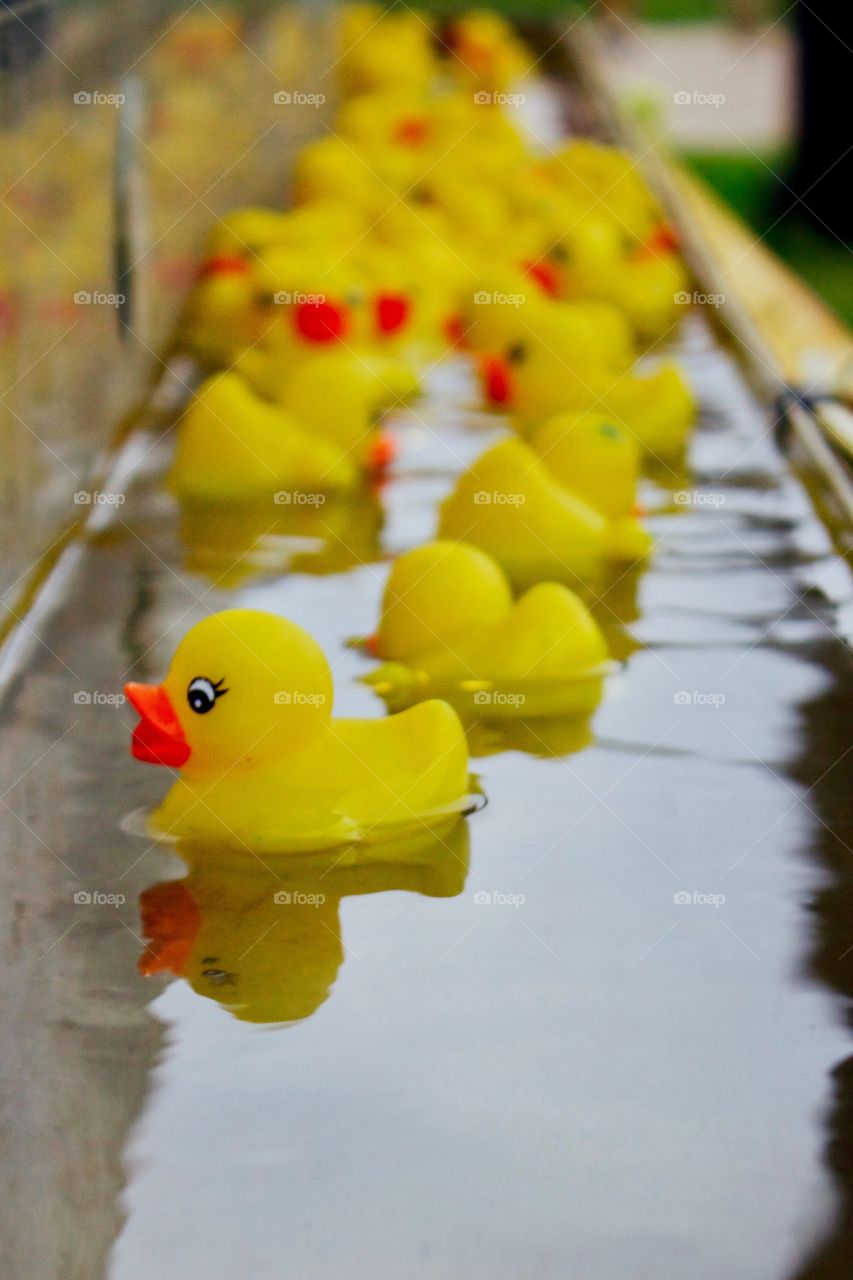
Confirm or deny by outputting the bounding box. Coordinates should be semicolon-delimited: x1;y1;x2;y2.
441;10;531;94
168;373;361;502
529;411;644;525
437;438;650;589
138;821;469;1024
228;348;417;471
463;288;635;372
202;207;292;259
362;541;612;720
272;351;417;469
125;610;473;853
338;7;437;97
478;325;695;460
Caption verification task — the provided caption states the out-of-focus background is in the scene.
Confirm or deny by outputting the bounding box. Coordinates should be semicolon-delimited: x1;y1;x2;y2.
0;0;849;608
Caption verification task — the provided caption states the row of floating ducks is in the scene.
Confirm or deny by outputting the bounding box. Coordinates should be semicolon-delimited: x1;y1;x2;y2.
126;5;697;860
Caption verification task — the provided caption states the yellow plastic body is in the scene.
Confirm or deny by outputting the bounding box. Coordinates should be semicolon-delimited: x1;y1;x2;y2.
145;610;472;852
365;541;611;720
168;373;359;501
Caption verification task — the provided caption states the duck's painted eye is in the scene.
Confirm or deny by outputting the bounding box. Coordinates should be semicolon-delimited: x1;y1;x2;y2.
187;676;227;715
201;968;236;987
506;343;527;364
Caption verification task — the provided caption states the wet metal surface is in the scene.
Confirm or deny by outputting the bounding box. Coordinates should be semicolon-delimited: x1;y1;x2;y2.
1;312;852;1278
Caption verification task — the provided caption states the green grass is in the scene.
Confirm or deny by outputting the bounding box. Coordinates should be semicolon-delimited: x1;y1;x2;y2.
406;0;789;19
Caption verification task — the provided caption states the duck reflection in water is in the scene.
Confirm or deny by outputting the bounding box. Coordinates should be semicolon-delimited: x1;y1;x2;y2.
178;490;383;588
138;819;469;1025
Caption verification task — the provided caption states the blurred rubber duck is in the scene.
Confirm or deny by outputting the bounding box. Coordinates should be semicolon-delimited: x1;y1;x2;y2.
203;207;292;259
125;609;472;852
440;10;530;93
362;541;612;720
437;438;651;589
529;411;644;525
463;287;635;372
338;6;437;96
168;373;361;501
233;350;417;469
544;140;662;241
478;320;695;460
280;351;416;453
293;136;390;212
180;255;255;366
138;820;469;1024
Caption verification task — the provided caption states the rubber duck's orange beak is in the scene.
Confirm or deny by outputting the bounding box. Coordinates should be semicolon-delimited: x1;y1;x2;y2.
443;312;467;348
375;292;411;336
368;433;397;473
138;881;201;976
293;298;349;343
196;255;250;281
125;683;191;768
634;222;680;261
394;116;430;147
479;353;513;407
522;259;561;298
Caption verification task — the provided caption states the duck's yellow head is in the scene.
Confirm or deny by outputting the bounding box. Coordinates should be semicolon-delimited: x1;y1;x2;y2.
531;412;641;521
376;541;512;661
126;610;333;776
